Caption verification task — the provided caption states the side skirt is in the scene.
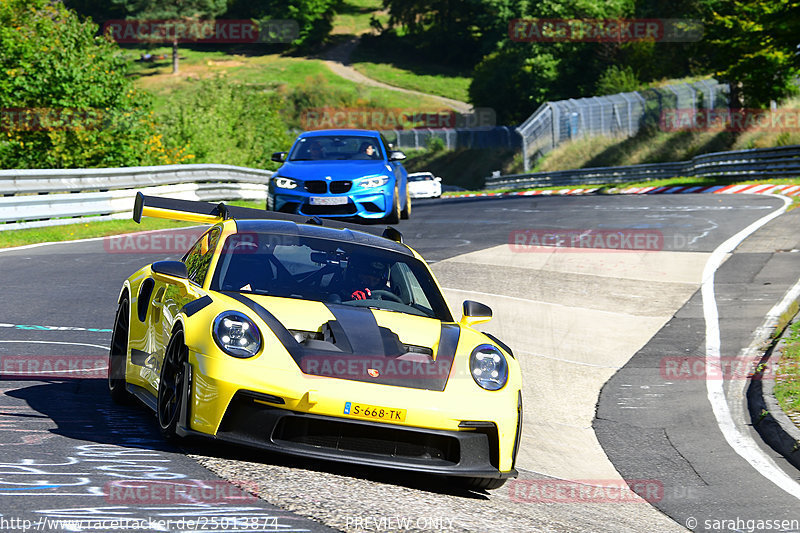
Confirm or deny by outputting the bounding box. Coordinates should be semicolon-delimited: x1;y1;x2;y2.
127;383;158;412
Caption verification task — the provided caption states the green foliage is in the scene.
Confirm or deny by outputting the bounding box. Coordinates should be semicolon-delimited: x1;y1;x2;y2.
704;0;800;107
425;136;445;153
381;0;523;67
223;0;338;48
595;65;640;95
470;48;561;124
0;0;177;168
156;76;291;169
111;0;228;20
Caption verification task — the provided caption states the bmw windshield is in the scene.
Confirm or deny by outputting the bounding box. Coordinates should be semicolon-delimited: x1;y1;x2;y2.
288;135;384;161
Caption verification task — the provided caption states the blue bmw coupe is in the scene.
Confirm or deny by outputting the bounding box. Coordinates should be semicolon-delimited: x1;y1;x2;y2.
268;129;410;223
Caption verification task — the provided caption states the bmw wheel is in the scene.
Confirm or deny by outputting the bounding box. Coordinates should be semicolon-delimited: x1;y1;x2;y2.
401;186;411;220
384;185;401;224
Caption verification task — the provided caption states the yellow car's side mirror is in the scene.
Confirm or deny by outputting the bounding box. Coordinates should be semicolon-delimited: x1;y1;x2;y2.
459;300;492;327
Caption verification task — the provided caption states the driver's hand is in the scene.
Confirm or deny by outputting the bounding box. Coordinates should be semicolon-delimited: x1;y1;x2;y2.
351;288;371;300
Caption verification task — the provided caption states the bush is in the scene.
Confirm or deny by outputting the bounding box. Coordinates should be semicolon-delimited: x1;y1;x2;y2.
0;0;168;168
156;76;291;169
595;65;641;96
425;136;445;153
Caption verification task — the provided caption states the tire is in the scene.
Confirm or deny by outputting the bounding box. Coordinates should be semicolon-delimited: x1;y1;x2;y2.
454;477;507;490
400;186;411;220
157;329;188;439
108;297;133;405
384;185;401;224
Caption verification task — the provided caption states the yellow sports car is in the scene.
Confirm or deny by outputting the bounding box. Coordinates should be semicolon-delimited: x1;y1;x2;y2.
109;193;522;489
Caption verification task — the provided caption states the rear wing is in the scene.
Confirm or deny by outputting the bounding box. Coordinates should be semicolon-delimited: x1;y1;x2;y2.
132;192;404;243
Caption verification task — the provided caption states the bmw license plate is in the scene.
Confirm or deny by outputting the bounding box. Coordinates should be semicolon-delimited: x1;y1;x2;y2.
344;401;406;422
310;196;348;206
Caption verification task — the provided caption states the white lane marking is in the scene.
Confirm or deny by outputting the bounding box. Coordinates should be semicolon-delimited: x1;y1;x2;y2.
0;323;111;333
0;340;108;350
702;193;800;499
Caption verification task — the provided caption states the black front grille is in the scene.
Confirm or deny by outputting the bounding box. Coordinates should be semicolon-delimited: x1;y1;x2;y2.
329;181;352;194
305;181;327;193
360;202;383;213
277;202;300;213
302;203;357;215
273;417;460;463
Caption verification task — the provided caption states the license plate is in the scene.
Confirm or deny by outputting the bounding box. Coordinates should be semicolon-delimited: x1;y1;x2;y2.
310;196;348;206
344;401;406;422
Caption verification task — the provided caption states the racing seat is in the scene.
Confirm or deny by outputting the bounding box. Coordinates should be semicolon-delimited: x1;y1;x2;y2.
221;245;275;293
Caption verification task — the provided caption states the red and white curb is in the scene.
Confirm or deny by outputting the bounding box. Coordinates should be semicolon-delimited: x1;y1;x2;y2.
445;183;800;199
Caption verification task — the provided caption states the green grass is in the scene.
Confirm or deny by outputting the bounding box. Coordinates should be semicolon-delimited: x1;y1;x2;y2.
126;46;447;114
775;319;800;419
331;0;388;35
0;200;263;249
349;38;472;103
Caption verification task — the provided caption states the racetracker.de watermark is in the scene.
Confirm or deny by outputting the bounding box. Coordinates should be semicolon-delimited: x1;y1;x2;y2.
300;107;496;130
0;108;105;132
509;479;664;503
301;355;451;381
105;479;259;504
103;19;299;44
660;108;800;132
509;229;664;252
508;18;703;42
660;356;793;381
0;355;107;379
104;229;207;254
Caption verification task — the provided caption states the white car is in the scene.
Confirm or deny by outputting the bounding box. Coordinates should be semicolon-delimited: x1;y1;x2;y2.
408;172;442;198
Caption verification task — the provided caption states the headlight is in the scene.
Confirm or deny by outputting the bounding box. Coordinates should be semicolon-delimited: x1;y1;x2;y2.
358;175;389;189
470;344;508;390
273;177;298;189
212;311;261;358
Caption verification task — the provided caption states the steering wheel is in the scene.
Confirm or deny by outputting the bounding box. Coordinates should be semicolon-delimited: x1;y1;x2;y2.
370;290;403;303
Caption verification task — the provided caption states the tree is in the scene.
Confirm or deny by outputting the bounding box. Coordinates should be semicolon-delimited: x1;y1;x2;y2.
157;77;291;169
381;0;523;67
224;0;337;49
704;0;800;107
112;0;227;74
0;0;180;168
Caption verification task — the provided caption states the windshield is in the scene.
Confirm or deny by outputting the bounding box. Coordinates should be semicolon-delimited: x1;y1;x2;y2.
210;233;452;321
288;135;384;161
409;174;433;182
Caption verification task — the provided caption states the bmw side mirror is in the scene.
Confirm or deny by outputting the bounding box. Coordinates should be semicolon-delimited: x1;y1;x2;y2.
271;152;287;163
460;300;492;327
151;260;188;280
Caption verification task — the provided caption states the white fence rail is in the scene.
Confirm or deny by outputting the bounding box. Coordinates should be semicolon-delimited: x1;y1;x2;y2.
0;164;272;231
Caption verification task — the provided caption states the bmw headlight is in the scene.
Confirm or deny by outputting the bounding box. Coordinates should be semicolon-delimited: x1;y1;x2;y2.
273;177;298;189
212;311;261;358
358;175;389;189
470;344;508;390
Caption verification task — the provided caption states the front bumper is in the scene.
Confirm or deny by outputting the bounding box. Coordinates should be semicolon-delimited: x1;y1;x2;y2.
185;388;515;479
268;190;390;219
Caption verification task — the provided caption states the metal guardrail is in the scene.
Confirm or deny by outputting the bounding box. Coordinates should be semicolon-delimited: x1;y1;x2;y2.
385;127;522;151
0;164;272;230
515;80;730;172
484;145;800;190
